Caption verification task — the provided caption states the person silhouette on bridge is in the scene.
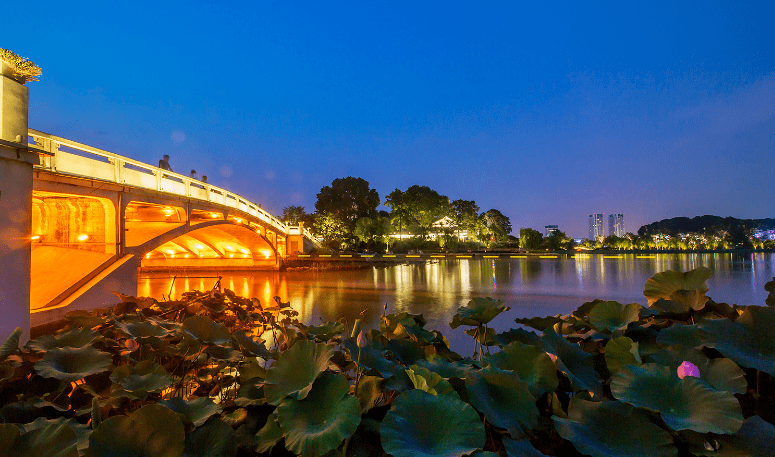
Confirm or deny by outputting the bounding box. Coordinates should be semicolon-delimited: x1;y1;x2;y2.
159;154;172;171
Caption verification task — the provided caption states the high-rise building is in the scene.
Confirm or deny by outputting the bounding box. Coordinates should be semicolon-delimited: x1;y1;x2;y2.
608;213;625;237
545;225;559;236
589;214;604;240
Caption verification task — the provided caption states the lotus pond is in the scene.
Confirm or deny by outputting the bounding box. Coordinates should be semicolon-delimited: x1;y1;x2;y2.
1;267;774;456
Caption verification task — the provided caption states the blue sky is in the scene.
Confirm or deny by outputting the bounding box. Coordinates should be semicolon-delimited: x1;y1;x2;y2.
4;1;774;237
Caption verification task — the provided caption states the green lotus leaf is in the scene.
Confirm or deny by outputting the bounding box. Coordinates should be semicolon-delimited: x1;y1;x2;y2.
158;397;222;427
343;337;399;378
542;327;603;397
221;409;248;428
381;389;484;457
484;341;559;397
356;375;384;412
710;415;775;456
492;328;542;347
235;378;266;407
264;339;334;405
388;337;425;365
110;361;173;399
34;346;112;382
610;363;743;434
650;298;694;315
514;315;564;331
573;299;605;320
276;371;360;457
182;316;232;346
115;320;171;341
413;357;474;379
589;301;642;332
464;326;496;346
390;321;436;343
233;331;270;358
303;321;345;341
655;323;707;348
381;312;427;337
0;364;14;382
26;327;101;352
0;421;79;457
182;418;236;457
0;328;22;360
765;277;775;307
699;305;775;376
64;310;107;329
204;345;242;362
553;396;677;457
604;336;641;376
643;268;711;309
253;417;283;454
85;404;184;457
406;366;459;399
647;346;747;394
502;437;544;457
465;366;539;436
450;297;510;328
22;417;91;452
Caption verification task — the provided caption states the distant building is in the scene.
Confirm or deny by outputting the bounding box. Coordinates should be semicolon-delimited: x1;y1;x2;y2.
608;214;625;237
588;214;604;240
545;225;559;236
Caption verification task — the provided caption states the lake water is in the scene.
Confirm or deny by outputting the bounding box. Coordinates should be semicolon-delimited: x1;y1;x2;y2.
138;253;775;355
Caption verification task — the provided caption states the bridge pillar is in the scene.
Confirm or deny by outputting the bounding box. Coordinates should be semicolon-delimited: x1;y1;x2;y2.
0;61;36;342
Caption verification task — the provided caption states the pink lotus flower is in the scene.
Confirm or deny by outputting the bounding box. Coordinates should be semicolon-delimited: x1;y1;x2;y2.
677;361;700;379
357;330;367;348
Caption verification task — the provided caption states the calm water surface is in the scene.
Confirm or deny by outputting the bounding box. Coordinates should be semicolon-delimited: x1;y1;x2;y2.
138;253;775;354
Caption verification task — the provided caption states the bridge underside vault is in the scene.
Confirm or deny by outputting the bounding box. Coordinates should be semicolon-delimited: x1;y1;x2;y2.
140;224;279;270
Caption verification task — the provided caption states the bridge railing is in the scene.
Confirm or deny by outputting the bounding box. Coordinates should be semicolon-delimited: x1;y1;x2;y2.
28;129;290;235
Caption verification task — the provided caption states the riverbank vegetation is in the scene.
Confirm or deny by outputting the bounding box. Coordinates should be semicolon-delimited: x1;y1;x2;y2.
1;268;774;456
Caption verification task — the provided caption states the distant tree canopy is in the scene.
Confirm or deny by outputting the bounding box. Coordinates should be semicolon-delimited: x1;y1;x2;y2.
479;209;512;246
282;206;308;225
543;229;574;251
638;216;774;238
315;177;380;230
451;199;480;235
519;228;543;250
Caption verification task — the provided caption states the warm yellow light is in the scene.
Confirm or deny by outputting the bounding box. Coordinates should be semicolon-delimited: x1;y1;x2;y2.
239;248;250;254
225;245;234;251
199;254;204;258
262;250;271;258
184;254;189;258
211;213;218;218
170;254;175;258
243;254;248;258
166;249;175;255
194;244;205;250
31;235;40;240
214;254;219;257
229;254;234;258
163;208;174;215
77;234;89;241
145;253;150;258
236;218;242;223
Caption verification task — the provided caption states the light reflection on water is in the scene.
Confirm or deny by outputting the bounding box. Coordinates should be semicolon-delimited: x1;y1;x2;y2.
138;253;774;354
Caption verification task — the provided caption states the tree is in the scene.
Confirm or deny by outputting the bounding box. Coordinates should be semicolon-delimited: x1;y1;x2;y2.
354;216;389;248
519;228;543;251
451;200;479;238
544;229;574;251
384;189;412;240
315;177;380;231
313;212;350;250
481;209;512;244
403;185;451;239
282;206;308;225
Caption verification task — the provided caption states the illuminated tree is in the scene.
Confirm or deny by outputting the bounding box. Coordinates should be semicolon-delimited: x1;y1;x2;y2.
519;228;543;250
315;177;380;231
282;206;308;225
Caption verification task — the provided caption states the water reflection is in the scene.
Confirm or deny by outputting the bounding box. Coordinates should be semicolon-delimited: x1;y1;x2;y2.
138;253;774;353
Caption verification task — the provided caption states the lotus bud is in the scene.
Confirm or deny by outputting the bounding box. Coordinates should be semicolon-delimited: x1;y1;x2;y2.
546;352;557;363
125;339;140;352
677;361;700;379
357;330;367;348
351;319;362;338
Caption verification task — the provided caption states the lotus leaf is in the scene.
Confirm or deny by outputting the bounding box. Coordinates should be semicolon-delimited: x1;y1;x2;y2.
182;418;236;457
514;315;564;331
264;339;334;405
588;301;641;332
182;316;232;345
699;305;775;376
110;361;173;399
643;267;711;309
0;364;14;382
465;366;539;436
414;357;474;379
450;297;510;328
542;327;603;397
655;323;706;348
21;417;91;452
204;345;242;362
276;371;360;457
381;312;427;337
381;389;484;457
501;437;545;457
254;417;283;454
647;346;747;394
0;421;79;457
406;366;458;398
235;378;266;407
388;338;424;365
392;321;436;343
492;328;542;347
115;320;171;341
356;375;384;412
0;328;21;360
604;336;641;376
158;397;222;427
464;326;496;345
233;331;270;358
765;277;775;307
484;341;559;397
64;310;106;329
709;415;775;456
34;346;112;382
26;327;101;352
553;397;677;457
610;363;743;434
302;321;345;341
85;404;184;457
342;337;399;379
573;299;605;320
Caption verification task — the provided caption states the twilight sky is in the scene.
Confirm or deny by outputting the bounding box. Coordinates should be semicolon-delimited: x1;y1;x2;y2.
4;1;774;238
